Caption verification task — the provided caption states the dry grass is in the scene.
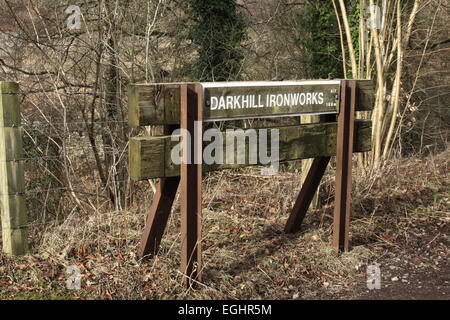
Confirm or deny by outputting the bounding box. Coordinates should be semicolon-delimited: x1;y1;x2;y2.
0;148;448;299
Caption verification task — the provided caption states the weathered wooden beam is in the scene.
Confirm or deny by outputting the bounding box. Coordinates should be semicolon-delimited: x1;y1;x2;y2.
138;124;180;259
128;83;182;127
138;176;180;258
180;84;203;285
128;80;375;126
355;79;375;111
300;114;324;210
129;120;372;180
333;80;356;252
284;156;331;233
0;82;28;255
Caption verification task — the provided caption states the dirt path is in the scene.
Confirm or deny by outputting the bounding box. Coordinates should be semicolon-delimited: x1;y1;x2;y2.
332;217;449;300
353;257;449;300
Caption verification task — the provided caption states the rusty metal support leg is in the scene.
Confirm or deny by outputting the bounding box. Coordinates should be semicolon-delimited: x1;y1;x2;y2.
284;157;331;233
138;176;180;258
180;84;203;285
332;80;356;252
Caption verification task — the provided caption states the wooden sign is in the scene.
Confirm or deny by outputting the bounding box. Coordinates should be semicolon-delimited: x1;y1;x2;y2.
129;79;375;287
128;80;375;126
202;81;340;121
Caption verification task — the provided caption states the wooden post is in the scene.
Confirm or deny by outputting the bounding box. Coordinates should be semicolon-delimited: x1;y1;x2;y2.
332;80;356;252
138;124;180;258
138;176;180;258
300;115;322;210
180;84;203;285
0;82;28;255
285;113;338;233
284;156;331;233
301;160;319;209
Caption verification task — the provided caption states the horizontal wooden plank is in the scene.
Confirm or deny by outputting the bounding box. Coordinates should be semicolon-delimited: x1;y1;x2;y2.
128;83;181;127
128;80;375;126
356;79;376;111
130;120;372;180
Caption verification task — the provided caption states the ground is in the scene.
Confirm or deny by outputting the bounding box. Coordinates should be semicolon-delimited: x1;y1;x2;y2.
0;149;448;300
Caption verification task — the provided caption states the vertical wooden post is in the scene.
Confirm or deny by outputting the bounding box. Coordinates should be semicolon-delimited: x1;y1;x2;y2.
332;80;356;252
180;84;203;285
0;82;28;255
